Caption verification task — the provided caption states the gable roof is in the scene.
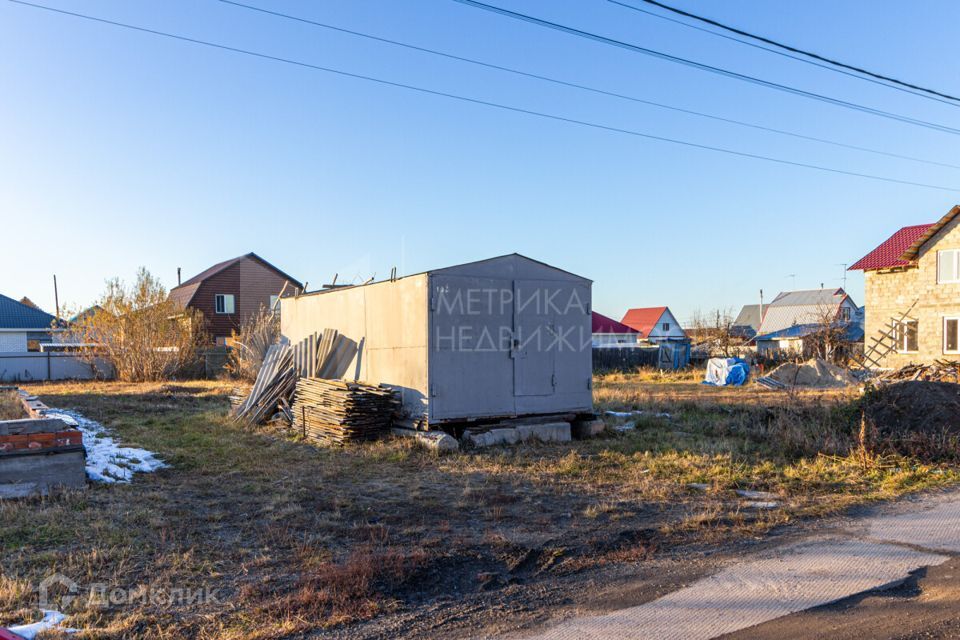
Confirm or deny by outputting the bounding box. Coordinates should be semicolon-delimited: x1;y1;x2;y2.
592;311;639;334
849;206;960;271
169;252;303;308
899;204;960;263
732;304;762;330
0;293;59;330
621;306;668;337
849;224;935;271
756;288;854;335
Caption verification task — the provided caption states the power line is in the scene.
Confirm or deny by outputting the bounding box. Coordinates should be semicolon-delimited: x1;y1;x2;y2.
449;0;960;136
626;0;960;105
216;0;960;170
608;0;960;109
7;0;959;193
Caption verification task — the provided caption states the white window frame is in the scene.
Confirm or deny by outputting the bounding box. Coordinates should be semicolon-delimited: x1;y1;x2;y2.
893;318;918;353
838;306;851;322
215;294;235;314
944;317;960;354
937;249;960;284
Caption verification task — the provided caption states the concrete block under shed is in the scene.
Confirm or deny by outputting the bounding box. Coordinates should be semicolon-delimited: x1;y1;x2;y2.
466;422;571;448
572;418;606;439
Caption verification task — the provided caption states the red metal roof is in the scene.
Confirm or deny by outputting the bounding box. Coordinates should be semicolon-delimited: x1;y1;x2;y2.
621;306;668;337
849;224;933;271
592;311;639;334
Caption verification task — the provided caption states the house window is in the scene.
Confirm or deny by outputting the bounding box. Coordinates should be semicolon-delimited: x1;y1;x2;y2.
839;306;851;322
938;249;960;283
215;294;235;314
894;319;918;353
269;295;279;311
945;318;960;354
662;322;670;331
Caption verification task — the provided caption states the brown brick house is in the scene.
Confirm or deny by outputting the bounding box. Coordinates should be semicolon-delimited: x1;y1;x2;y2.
850;204;960;368
169;253;302;344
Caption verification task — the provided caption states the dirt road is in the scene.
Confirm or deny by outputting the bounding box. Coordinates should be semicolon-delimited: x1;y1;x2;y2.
516;487;960;640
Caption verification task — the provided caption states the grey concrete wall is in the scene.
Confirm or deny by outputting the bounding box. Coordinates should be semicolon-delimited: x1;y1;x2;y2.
0;353;114;382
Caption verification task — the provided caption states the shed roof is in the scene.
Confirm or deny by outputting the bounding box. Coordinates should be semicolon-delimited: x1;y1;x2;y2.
0;293;59;330
592;312;639;334
755;322;864;343
621;307;668;337
294;253;591;299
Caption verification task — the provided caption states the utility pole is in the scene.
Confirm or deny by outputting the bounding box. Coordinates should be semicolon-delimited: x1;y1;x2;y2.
52;274;60;322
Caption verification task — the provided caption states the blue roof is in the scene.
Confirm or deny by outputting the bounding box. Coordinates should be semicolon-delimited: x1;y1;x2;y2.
756;322;864;343
0;294;58;329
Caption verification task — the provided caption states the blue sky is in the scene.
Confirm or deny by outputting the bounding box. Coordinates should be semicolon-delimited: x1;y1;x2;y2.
2;0;958;323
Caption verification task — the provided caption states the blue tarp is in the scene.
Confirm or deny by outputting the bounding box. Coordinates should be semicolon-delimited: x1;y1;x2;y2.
703;357;750;386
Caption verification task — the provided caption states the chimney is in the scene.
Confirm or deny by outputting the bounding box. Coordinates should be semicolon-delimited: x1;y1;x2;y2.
177;267;181;286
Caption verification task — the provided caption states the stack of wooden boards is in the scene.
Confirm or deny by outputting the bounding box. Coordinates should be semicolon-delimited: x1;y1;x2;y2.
233;328;344;425
232;343;296;424
292;377;399;444
879;360;960;383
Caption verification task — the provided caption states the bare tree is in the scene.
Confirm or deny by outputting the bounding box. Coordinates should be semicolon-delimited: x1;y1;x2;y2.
66;268;207;381
689;308;737;357
807;300;848;363
225;305;280;381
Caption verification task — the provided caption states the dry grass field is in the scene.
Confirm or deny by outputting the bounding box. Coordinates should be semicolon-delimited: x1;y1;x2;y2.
0;373;955;639
0;390;27;421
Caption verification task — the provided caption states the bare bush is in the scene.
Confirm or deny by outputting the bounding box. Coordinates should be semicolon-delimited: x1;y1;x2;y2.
225;305;280;381
66;268;207;381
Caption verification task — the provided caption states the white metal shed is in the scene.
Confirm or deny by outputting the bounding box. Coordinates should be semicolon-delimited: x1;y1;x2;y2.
280;254;593;424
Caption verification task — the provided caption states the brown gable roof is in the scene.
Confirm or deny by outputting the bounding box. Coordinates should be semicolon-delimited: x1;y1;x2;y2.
168;252;303;307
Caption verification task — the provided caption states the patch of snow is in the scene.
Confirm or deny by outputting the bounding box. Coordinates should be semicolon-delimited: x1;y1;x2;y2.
735;489;778;500
687;483;711;492
7;610;76;638
605;410;672;420
744;501;780;509
44;409;167;484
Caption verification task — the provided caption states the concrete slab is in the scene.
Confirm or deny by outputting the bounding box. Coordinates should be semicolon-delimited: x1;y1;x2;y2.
867;495;960;554
523;538;945;640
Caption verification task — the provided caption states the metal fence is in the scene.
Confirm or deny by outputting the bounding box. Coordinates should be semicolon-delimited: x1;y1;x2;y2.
592;346;660;371
0;352;114;382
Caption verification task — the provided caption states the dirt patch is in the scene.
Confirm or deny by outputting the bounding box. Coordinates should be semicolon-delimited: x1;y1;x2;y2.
768;358;858;388
864;381;960;461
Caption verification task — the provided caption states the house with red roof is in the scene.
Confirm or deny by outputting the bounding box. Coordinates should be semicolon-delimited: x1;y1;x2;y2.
850;204;960;368
620;306;689;345
591;311;639;347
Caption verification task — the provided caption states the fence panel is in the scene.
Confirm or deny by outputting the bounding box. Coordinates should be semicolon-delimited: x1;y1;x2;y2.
0;353;114;382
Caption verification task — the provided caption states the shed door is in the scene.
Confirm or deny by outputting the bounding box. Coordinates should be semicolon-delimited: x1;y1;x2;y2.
429;275;516;420
513;279;558;396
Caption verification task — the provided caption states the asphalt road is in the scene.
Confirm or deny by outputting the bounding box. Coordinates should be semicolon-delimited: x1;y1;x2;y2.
518;488;960;640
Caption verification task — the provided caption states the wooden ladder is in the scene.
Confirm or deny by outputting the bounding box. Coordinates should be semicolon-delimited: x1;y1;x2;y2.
854;298;919;371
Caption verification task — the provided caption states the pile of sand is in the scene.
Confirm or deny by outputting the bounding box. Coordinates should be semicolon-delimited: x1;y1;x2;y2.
767;358;859;388
863;381;960;461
